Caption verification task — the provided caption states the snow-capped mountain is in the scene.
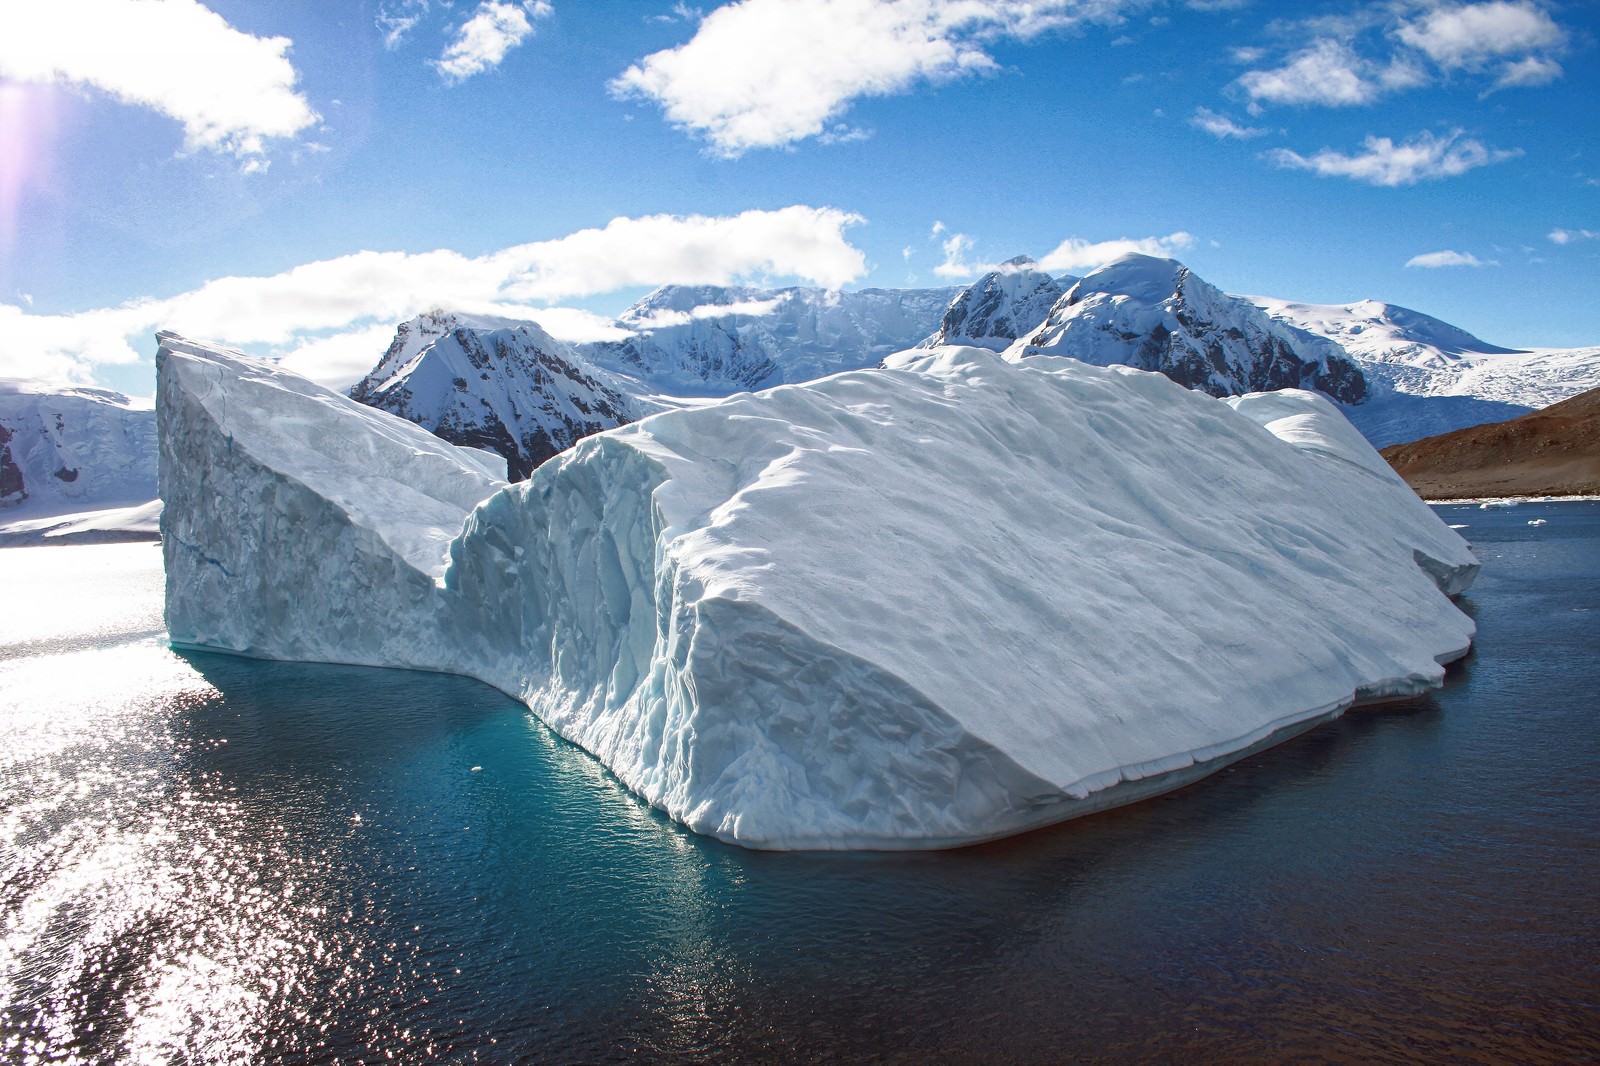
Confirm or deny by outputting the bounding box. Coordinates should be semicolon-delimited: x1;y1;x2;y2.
1250;296;1600;447
579;284;960;394
919;257;1073;351
1003;255;1369;404
350;311;640;481
0;382;156;516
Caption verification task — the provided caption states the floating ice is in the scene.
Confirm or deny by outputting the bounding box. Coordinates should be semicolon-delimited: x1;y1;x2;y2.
159;334;1478;850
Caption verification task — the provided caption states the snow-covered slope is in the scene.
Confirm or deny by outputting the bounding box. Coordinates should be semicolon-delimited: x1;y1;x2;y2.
0;381;156;518
1250;297;1600;447
350;311;639;481
919;257;1073;350
162;332;1475;851
1248;297;1522;368
578;284;959;394
1005;255;1368;403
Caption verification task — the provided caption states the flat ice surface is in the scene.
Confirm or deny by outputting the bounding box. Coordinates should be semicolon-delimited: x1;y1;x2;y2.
160;334;1477;850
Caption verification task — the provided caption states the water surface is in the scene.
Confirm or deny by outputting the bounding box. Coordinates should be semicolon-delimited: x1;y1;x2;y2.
2;504;1597;1062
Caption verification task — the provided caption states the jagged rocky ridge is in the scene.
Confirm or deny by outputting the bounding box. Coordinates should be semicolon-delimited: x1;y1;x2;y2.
920;257;1073;351
350;311;639;481
160;332;1477;851
1003;254;1368;403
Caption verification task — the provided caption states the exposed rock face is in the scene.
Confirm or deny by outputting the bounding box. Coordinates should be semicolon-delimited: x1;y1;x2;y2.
921;257;1073;351
0;423;24;505
1005;254;1368;404
1381;386;1600;498
351;313;638;481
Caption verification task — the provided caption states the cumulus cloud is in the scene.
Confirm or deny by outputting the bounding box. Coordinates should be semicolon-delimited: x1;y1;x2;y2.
0;0;318;157
1268;129;1519;187
1548;228;1600;245
1405;250;1496;268
0;206;867;385
1235;1;1567;111
435;0;552;82
1236;39;1382;107
1189;107;1265;139
934;230;1195;278
1492;55;1562;89
1038;232;1195;273
611;0;1144;156
1395;1;1562;68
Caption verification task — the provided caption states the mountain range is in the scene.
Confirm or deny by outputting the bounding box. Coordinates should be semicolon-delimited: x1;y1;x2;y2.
4;253;1597;539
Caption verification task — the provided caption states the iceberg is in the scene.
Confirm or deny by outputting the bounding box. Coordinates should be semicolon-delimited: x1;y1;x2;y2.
159;332;1477;850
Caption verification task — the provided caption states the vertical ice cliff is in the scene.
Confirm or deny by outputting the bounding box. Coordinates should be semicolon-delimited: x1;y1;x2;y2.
0;382;156;513
158;333;506;666
160;332;1476;851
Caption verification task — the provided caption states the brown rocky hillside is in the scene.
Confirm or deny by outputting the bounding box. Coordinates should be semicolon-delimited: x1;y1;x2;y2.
1380;386;1600;499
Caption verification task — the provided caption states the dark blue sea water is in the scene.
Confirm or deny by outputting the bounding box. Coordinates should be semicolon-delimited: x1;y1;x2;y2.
2;502;1597;1063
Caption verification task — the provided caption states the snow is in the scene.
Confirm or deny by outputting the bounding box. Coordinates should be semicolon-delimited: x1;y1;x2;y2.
158;332;506;666
0;500;162;546
351;312;642;480
579;284;959;395
0;380;156;520
1004;255;1367;403
1250;296;1600;447
162;332;1477;851
919;257;1072;351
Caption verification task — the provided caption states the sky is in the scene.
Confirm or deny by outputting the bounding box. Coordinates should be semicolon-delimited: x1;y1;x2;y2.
0;0;1596;398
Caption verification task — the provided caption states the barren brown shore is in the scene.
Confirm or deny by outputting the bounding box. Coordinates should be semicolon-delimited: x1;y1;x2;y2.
1381;387;1600;500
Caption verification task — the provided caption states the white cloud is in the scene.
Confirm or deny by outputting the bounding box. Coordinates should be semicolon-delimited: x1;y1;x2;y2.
1236;39;1386;107
1236;2;1567;112
611;0;1144;156
0;206;867;384
1395;1;1563;69
1268;130;1519;187
625;297;790;331
1038;232;1195;273
933;232;979;278
1492;55;1562;89
435;0;552;82
1405;250;1497;268
1190;107;1266;139
0;0;318;157
934;230;1195;279
276;325;400;390
377;0;431;49
1548;228;1600;245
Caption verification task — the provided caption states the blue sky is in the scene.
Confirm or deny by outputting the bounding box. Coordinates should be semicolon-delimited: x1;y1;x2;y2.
0;0;1596;397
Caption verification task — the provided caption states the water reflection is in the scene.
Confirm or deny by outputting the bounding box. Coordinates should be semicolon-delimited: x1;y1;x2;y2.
2;509;1599;1062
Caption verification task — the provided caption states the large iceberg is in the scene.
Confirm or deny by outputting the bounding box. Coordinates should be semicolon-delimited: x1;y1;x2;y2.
158;332;1477;850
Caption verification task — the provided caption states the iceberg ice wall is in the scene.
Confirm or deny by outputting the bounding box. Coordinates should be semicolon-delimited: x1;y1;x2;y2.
159;333;1477;850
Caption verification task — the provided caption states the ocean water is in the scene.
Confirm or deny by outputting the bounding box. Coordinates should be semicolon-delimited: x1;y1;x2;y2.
2;502;1597;1063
